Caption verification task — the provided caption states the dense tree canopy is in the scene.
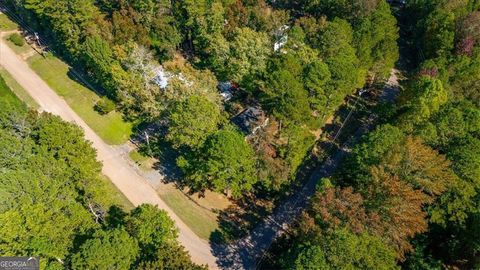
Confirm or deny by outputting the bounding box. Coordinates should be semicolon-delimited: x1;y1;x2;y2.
281;228;398;270
71;228;139;270
260;1;478;268
0;93;203;268
166;95;222;149
178;128;257;197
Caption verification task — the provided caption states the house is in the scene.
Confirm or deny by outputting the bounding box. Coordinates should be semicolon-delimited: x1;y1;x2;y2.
231;106;269;135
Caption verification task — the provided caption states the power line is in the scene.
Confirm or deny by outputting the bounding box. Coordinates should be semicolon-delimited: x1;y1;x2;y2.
1;5;104;98
254;91;365;269
332;95;361;142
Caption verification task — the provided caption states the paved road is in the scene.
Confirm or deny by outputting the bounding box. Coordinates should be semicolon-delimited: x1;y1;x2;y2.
0;32;219;269
213;70;400;269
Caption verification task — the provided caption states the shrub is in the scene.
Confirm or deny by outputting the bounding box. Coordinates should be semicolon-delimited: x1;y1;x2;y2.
94;97;116;114
8;33;24;47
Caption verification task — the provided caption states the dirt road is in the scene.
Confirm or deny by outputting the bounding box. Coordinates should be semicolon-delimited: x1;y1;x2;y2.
0;32;218;268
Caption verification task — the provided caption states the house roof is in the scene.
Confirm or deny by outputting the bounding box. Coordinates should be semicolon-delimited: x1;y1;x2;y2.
231;106;268;134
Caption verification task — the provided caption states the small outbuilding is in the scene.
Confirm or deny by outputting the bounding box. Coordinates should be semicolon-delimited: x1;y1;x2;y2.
218;81;237;101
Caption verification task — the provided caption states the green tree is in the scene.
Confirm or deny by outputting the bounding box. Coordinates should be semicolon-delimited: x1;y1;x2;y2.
419;9;455;58
71;228;139;270
150;15;182;60
314;18;364;113
282;229;398;270
449;54;480;106
303;59;332;120
82;36;118;96
419;101;480;147
166;95;222;149
278;124;316;175
0;203;94;265
340;124;405;182
403;237;443;270
430;136;480;224
137;243;207;270
399;77;448;129
354;1;399;79
126;204;177;258
290;245;328;270
261;64;313;127
226;27;271;83
178;129;257;197
0;104;120;267
21;0;100;56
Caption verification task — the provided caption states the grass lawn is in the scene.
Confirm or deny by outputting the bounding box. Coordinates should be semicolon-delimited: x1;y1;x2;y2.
27;54;132;145
159;186;220;240
4;34;32;55
129;150;150;164
0;68;39;109
0;14;17;31
0;74;24;108
129;149;156;171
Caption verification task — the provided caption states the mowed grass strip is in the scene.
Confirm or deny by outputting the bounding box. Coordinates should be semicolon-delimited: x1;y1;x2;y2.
159;187;220;240
99;175;135;211
27;54;132;145
0;14;17;31
0;74;24;107
0;67;39;110
0;68;39;109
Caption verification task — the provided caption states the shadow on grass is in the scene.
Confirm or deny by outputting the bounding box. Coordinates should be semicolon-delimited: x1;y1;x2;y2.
130;123;186;186
66;67;108;97
209;193;274;245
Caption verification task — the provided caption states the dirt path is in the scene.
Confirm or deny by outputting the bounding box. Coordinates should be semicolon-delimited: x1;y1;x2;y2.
0;32;219;269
